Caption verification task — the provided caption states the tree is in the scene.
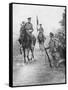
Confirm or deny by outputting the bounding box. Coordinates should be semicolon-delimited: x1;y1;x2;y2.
59;9;66;35
55;9;66;60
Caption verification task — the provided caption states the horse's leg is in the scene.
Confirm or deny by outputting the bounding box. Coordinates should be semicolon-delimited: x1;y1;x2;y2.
39;43;42;51
42;42;45;53
20;45;22;54
39;43;42;55
23;48;26;63
30;37;36;60
31;47;34;61
27;48;30;61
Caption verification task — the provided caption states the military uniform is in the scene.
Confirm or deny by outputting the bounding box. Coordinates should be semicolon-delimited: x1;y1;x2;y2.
48;37;57;67
49;38;56;53
20;24;25;39
25;22;33;31
38;26;44;33
24;22;34;38
38;25;45;43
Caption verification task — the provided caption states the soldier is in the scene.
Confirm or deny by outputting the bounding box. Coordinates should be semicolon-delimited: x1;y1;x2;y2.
37;24;45;39
24;17;34;39
37;24;44;33
37;24;46;51
48;32;56;53
48;32;57;67
20;21;25;40
18;21;25;54
38;24;45;38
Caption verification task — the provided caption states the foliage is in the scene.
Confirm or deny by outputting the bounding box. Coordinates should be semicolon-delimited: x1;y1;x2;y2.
55;9;66;60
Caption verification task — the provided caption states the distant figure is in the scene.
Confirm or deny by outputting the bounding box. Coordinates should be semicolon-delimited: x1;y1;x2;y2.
20;21;25;41
18;21;25;54
37;24;46;51
37;24;44;33
25;17;34;39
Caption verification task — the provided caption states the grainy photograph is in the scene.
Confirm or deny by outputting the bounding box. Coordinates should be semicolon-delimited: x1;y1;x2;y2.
12;3;66;86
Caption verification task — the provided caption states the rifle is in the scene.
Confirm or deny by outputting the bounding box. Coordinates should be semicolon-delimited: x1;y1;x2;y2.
44;47;52;68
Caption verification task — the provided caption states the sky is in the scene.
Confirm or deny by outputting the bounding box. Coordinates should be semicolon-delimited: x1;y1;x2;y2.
13;4;65;41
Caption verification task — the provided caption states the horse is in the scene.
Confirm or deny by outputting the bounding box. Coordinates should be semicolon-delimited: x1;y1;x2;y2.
18;29;36;63
37;32;46;51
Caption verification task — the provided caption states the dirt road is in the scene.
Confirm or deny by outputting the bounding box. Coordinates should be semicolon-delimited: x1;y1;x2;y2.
13;42;65;86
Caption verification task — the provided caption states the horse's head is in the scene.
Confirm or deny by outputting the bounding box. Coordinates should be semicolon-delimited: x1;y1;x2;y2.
37;32;45;44
32;35;36;46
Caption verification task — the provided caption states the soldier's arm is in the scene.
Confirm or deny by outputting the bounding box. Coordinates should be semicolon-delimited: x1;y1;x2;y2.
45;47;50;50
46;41;50;49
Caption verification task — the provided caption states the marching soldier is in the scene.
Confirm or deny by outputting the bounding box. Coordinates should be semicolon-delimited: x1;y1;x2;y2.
24;17;34;39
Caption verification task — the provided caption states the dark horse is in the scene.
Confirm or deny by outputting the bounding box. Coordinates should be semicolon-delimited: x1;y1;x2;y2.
18;29;36;63
37;32;46;51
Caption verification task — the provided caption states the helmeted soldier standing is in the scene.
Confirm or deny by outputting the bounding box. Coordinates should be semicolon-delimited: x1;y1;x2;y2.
24;17;34;39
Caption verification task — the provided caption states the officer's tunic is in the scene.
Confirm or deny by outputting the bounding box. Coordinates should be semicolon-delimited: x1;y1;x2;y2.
24;22;34;39
25;22;33;32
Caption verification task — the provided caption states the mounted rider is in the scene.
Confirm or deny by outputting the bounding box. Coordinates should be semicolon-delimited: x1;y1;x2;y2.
18;21;25;45
37;24;46;43
37;24;44;33
24;17;34;39
20;21;25;40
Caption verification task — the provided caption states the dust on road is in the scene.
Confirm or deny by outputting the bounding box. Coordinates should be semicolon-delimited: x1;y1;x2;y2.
13;42;65;86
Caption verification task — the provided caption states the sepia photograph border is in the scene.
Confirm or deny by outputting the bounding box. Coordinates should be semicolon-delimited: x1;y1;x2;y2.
9;2;67;87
